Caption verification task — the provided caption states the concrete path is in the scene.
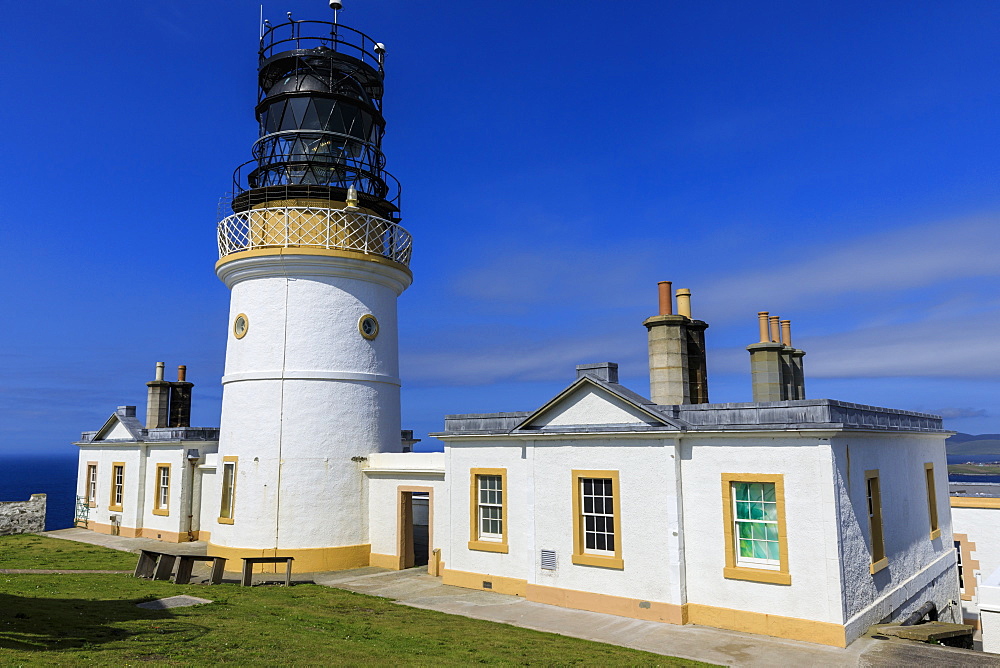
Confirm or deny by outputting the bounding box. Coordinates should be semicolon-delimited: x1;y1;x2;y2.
318;567;997;667
41;528;207;556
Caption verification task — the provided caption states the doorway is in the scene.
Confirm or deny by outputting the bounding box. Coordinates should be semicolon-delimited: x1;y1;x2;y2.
398;487;432;570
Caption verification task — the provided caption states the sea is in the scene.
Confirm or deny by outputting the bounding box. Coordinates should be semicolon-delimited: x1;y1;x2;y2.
0;454;79;530
0;452;998;531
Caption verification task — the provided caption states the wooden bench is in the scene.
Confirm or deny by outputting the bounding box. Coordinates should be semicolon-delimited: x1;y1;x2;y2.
134;550;227;585
133;549;177;581
241;557;294;587
175;555;227;585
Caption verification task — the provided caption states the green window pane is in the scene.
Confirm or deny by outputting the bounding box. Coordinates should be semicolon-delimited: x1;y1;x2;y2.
752;541;768;559
765;541;780;561
739;539;754;557
764;523;778;542
735;483;751;501
763;503;778;522
749;502;764;520
738;522;753;539
749;483;763;500
763;483;776;502
735;501;751;520
751;522;766;540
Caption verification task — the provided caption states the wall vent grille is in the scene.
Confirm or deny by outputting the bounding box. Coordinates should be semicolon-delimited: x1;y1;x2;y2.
540;549;557;570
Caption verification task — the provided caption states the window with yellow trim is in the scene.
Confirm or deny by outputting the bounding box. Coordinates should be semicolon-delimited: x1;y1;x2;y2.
153;464;170;516
109;463;125;511
866;469;886;573
571;470;623;569
86;463;98;507
468;468;507;552
721;473;790;585
924;463;939;539
219;457;237;523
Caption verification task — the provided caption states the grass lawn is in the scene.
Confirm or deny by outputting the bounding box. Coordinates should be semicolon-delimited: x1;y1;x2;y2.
0;536;710;666
0;534;137;570
948;463;1000;476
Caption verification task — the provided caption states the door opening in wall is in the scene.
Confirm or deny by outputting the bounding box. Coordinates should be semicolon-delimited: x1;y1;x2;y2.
399;490;430;569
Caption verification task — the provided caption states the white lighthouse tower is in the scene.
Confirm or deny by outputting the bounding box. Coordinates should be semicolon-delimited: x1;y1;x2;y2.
209;9;412;571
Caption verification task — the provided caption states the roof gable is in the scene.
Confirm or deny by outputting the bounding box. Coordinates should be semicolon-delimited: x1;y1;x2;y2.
93;410;144;442
515;376;685;432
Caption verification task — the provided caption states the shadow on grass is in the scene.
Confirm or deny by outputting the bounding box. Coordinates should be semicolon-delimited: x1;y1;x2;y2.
0;592;208;652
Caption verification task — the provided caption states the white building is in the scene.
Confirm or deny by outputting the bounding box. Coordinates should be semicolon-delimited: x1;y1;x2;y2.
74;8;966;652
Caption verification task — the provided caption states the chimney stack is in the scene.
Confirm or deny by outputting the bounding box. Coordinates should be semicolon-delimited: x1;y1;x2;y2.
169;365;194;428
146;362;171;428
747;314;806;402
643;282;710;405
146;362;195;429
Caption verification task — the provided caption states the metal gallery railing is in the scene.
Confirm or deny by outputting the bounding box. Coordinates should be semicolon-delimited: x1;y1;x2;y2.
217;206;412;267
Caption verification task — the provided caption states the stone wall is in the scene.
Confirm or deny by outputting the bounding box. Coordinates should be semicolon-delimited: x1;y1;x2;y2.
0;494;47;535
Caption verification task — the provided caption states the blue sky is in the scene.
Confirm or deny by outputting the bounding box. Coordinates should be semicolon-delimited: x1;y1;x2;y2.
1;1;998;456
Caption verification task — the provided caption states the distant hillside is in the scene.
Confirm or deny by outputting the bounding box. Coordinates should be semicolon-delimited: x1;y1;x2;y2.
946;433;1000;457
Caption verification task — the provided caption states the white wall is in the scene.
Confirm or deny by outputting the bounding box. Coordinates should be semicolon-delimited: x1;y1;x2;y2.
76;445;145;531
831;433;960;639
445;437;685;605
951;504;1000;623
681;434;844;624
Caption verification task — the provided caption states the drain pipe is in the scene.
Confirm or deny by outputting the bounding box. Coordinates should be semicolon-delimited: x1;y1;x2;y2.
899;601;938;626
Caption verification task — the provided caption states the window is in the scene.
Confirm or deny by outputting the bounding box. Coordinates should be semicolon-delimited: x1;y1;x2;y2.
571;470;623;569
866;469;887;573
721;473;790;585
925;463;940;539
468;468;507;553
109;463;125;512
955;540;965;594
219;456;238;524
153;464;170;516
86;463;98;507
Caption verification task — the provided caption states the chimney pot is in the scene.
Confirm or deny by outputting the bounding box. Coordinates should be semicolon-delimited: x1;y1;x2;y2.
177;365;187;382
757;312;770;343
780;320;792;347
657;281;673;316
576;362;619;384
676;288;692;318
768;316;780;343
155;361;165;381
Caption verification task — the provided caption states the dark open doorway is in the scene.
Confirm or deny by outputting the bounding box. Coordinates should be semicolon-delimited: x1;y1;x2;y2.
399;488;431;569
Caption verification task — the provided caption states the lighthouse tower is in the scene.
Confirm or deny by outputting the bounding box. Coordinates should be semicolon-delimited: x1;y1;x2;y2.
210;8;412;571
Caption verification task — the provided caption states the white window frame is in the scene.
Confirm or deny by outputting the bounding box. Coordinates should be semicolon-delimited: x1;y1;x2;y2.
731;481;781;571
477;474;503;542
580;477;616;557
87;464;98;505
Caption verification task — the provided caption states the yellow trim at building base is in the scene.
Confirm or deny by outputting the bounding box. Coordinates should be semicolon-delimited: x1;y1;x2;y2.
441;568;528;597
85;521;190;543
441;567;846;647
206;543;371;573
686;603;847;647
527;583;685;624
369;552;405;570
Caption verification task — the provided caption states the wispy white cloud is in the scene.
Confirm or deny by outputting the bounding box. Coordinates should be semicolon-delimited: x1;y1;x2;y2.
698;214;1000;317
